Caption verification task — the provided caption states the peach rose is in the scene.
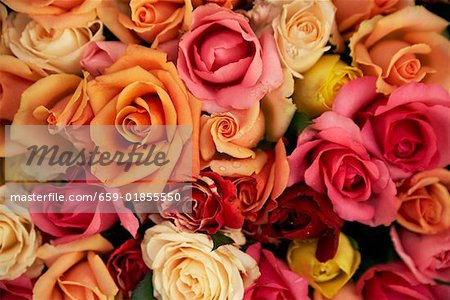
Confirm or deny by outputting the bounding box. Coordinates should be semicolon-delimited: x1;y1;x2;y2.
0;55;42;156
200;103;265;173
0;203;41;280
231;139;289;224
1;0;100;29
97;0;192;47
33;234;119;299
273;0;337;78
0;3;10;55
87;44;201;185
350;6;450;94
333;0;413;38
397;168;450;235
141;222;260;300
4;13;104;74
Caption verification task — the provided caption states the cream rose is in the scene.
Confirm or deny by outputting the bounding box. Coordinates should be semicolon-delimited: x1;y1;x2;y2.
142;222;260;300
273;0;336;78
0;202;41;280
4;13;104;74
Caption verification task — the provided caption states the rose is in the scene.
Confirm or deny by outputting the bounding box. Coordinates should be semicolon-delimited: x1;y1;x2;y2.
29;182;139;244
349;6;450;94
333;78;450;179
106;239;149;297
141;222;260;300
200;103;265;167
244;243;309;300
153;171;244;234
193;0;241;9
33;234;119;299
231;139;289;224
97;0;192;47
12;73;93;127
81;41;127;77
0;204;41;281
272;0;336;78
177;4;283;112
86;44;202;186
313;283;361;300
246;182;344;262
333;0;413;38
0;275;33;300
288;232;361;299
391;226;450;284
1;0;100;29
0;55;42;156
3;13;104;74
0;4;10;55
397;168;450;234
293;55;362;118
356;261;450;299
288;111;397;226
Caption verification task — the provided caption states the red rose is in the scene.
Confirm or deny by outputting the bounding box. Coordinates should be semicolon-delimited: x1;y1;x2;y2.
106;239;149;297
245;183;343;262
154;171;244;234
0;275;33;300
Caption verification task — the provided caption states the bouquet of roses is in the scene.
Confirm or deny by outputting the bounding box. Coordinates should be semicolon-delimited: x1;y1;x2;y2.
0;0;449;299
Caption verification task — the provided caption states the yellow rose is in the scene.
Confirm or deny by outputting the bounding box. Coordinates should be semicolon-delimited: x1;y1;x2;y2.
0;202;41;280
4;13;104;74
33;234;118;299
293;55;362;117
287;233;361;299
273;0;336;78
142;222;260;300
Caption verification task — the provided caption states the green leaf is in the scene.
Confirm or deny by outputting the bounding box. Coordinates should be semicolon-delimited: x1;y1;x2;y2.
131;271;157;300
435;279;450;286
286;112;313;138
210;232;235;251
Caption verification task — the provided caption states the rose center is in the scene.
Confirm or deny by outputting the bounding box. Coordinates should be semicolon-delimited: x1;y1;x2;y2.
394;138;417;158
420;197;441;225
312;260;341;282
395;58;421;79
289;12;320;43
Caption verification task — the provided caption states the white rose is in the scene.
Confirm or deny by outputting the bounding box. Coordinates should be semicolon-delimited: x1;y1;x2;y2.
273;0;336;78
141;222;260;300
0;198;41;280
3;13;104;74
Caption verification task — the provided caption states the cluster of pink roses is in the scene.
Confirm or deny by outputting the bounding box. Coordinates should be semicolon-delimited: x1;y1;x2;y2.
0;0;449;299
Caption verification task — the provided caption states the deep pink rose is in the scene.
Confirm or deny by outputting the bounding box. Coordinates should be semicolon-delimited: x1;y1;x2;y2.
177;4;283;113
391;226;450;284
356;261;450;300
154;171;243;234
244;243;309;300
81;41;126;77
0;275;33;300
288;111;397;226
333;77;450;179
107;239;149;297
29;183;139;244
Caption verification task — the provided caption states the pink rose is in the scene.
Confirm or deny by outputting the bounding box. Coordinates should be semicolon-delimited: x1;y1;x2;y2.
244;243;309;300
356;261;450;299
333;77;450;179
177;4;283;112
391;226;450;284
29;183;139;244
288;111;397;226
0;275;33;300
81;41;126;77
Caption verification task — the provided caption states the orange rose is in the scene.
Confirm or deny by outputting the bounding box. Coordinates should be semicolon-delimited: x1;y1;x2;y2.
0;3;10;55
1;0;100;29
97;0;192;47
33;234;119;299
200;103;265;175
0;55;42;156
350;6;450;94
333;0;413;38
87;44;201;186
397;168;450;235
192;0;240;9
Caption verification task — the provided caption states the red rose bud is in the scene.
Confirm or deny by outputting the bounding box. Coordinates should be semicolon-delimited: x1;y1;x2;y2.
245;183;343;262
106;239;149;297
